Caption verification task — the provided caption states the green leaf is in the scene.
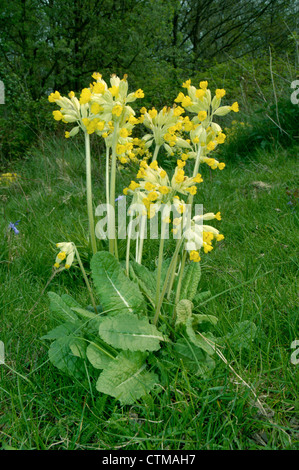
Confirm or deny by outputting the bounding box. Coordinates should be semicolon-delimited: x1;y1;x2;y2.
41;322;78;340
71;307;98;319
175;299;193;326
180;262;201;301
185;314;218;356
61;294;82;309
86;343;115;370
47;336;85;379
48;292;78;322
129;261;157;306
96;351;158;405
98;312;164;352
69;338;87;359
225;321;257;350
174;337;216;376
193;290;211;304
91;251;147;316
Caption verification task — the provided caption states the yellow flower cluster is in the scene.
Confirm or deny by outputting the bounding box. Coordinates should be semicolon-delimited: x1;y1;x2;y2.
123;160;189;219
172;79;239;169
53;242;75;270
48;73;147;166
0;172;20;185
141;105;191;156
184;212;224;262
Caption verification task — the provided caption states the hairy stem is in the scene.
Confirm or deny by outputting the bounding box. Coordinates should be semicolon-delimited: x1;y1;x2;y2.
85;132;97;255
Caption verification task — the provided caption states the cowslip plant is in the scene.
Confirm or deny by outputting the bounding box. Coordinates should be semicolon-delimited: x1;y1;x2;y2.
42;76;258;406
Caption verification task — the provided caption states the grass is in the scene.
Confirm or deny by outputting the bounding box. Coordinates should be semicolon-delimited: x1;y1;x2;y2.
0;133;298;450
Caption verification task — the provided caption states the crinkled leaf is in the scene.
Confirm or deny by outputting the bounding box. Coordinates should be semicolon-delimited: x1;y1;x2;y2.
48;292;78;322
48;336;85;379
69;338;87;359
175;299;193;326
174;337;216;376
226;321;257;350
71;307;98;319
186;315;218;356
86;343;115;370
41;322;78;340
91;251;147;316
96;351;158;405
129;261;157;306
98;312;164;352
61;294;82;309
180;262;201;301
193;290;212;304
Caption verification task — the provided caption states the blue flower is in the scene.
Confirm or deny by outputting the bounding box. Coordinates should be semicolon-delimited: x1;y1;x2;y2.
9;220;20;235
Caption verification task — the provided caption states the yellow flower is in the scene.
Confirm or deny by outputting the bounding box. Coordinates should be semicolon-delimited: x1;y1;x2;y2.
230;102;239;112
195;89;205;99
218;162;226;170
186;185;197;195
177;159;186;168
216;132;226;144
97;121;105;131
159;185;170;194
53;110;63;121
48;91;61;102
148;108;158;119
173;105;185;116
134;89;144;98
109;85;119;97
128;181;140;191
90;102;101;114
190;250;201;262
116;144;126;155
181;95;192;108
79;88;92;104
112;104;123;117
174;92;185;103
65;131;70;138
207;141;216;151
216;234;224;241
182;79;191;88
215;211;221;220
93;82;105;94
198;111;207;121
199;81;208;90
145;182;155;191
92;72;102;80
175;169;185;183
140;107;147;114
149;160;158;170
193;173;203;183
216;89;226;99
68;91;75;98
119;127;129;138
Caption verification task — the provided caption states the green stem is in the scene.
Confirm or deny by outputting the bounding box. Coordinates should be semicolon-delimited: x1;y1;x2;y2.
73;245;98;315
151;144;161;162
85;132;97;255
153;220;166;325
172;250;187;324
154;237;183;325
109;122;119;258
137;214;147;264
166;239;182;299
126;213;133;276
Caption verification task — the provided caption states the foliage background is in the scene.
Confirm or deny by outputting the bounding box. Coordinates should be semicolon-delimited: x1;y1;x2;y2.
0;0;298;163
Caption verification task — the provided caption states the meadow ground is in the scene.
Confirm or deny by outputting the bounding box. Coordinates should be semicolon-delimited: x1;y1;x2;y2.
0;135;298;450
